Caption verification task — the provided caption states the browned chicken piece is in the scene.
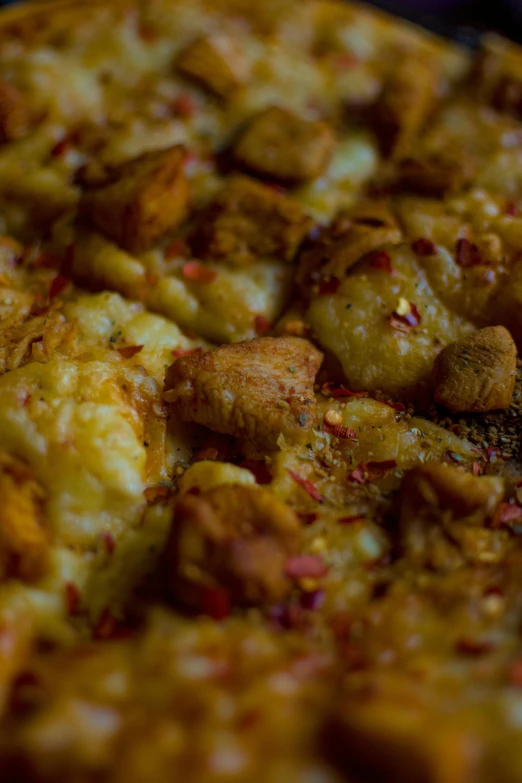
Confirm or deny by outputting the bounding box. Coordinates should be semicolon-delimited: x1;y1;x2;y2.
0;81;39;143
0;453;49;583
176;35;249;99
327;677;478;783
472;34;522;119
369;54;437;159
164;336;323;449
433;326;517;413
79;145;188;255
389;153;476;197
298;201;401;286
233;106;336;183
0;311;77;375
165;484;301;608
400;462;505;571
189;175;313;266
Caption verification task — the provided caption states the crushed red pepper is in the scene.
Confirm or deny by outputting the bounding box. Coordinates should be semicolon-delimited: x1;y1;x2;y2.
117;345;144;359
411;237;437;256
287;469;324;503
182;261;217;283
323;421;358;439
254;315;272;335
455;237;483;267
367;250;394;275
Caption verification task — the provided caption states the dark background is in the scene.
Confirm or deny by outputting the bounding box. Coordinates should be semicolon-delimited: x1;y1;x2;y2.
367;0;522;45
0;0;520;45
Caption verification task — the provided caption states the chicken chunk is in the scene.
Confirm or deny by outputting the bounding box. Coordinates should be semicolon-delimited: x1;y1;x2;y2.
79;145;188;254
165;484;301;608
164;336;323;449
189;176;313;266
433;326;517;413
400;462;505;571
369;54;437;159
0;81;38;143
473;34;522;119
298;201;401;287
233;106;335;183
389;153;476;197
176;35;249;99
0;453;49;583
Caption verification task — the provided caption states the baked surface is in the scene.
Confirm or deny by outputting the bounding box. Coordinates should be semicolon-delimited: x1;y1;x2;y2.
1;1;522;780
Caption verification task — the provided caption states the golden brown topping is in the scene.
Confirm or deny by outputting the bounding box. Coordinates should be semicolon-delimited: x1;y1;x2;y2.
0;311;77;375
0;453;49;583
369;54;437;159
189;176;313;266
400;462;505;570
433;326;517;413
165;484;301;607
233;106;335;183
298;201;401;284
176;35;249;99
164;336;323;449
79;145;188;254
390;153;476;197
472;34;522;119
0;81;39;143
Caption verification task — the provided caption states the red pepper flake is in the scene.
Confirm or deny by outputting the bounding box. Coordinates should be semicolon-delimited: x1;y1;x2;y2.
456;638;495;656
505;201;518;217
171;347;202;359
117;344;144;359
298;511;319;526
285;554;328;580
182;261;217;283
368;250;394;275
49;274;69;299
65;583;80;616
172;94;196;119
381;400;406;412
196;447;219;461
455;237;483;267
487;446;501;462
287;469;324;503
321;381;367;398
338;515;365;525
323;421;358;439
138;21;157;41
146;272;158;286
165;239;187;258
144;485;172;504
254;315;272;335
102;532;115;555
508;659;522;687
390;298;421;330
492;502;522;529
94;608;116;640
318;276;340;295
50;137;70;158
348;460;397;484
240;458;272;485
200;585;231;621
411;237;437;256
334;52;359;69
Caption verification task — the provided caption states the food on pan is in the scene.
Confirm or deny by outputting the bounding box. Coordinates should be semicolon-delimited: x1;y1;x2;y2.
1;0;522;780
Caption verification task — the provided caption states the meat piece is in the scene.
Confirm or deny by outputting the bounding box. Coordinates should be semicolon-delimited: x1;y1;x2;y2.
176;35;249;99
0;453;49;583
433;326;517;413
472;34;522;119
79;145;188;254
164;336;323;449
400;462;504;570
189;176;313;266
0;81;38;143
369;54;437;159
233;106;335;183
298;201;401;285
327;681;478;783
390;153;476;197
165;484;301;607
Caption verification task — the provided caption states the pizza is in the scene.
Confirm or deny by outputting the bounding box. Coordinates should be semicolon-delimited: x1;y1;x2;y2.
1;0;522;780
